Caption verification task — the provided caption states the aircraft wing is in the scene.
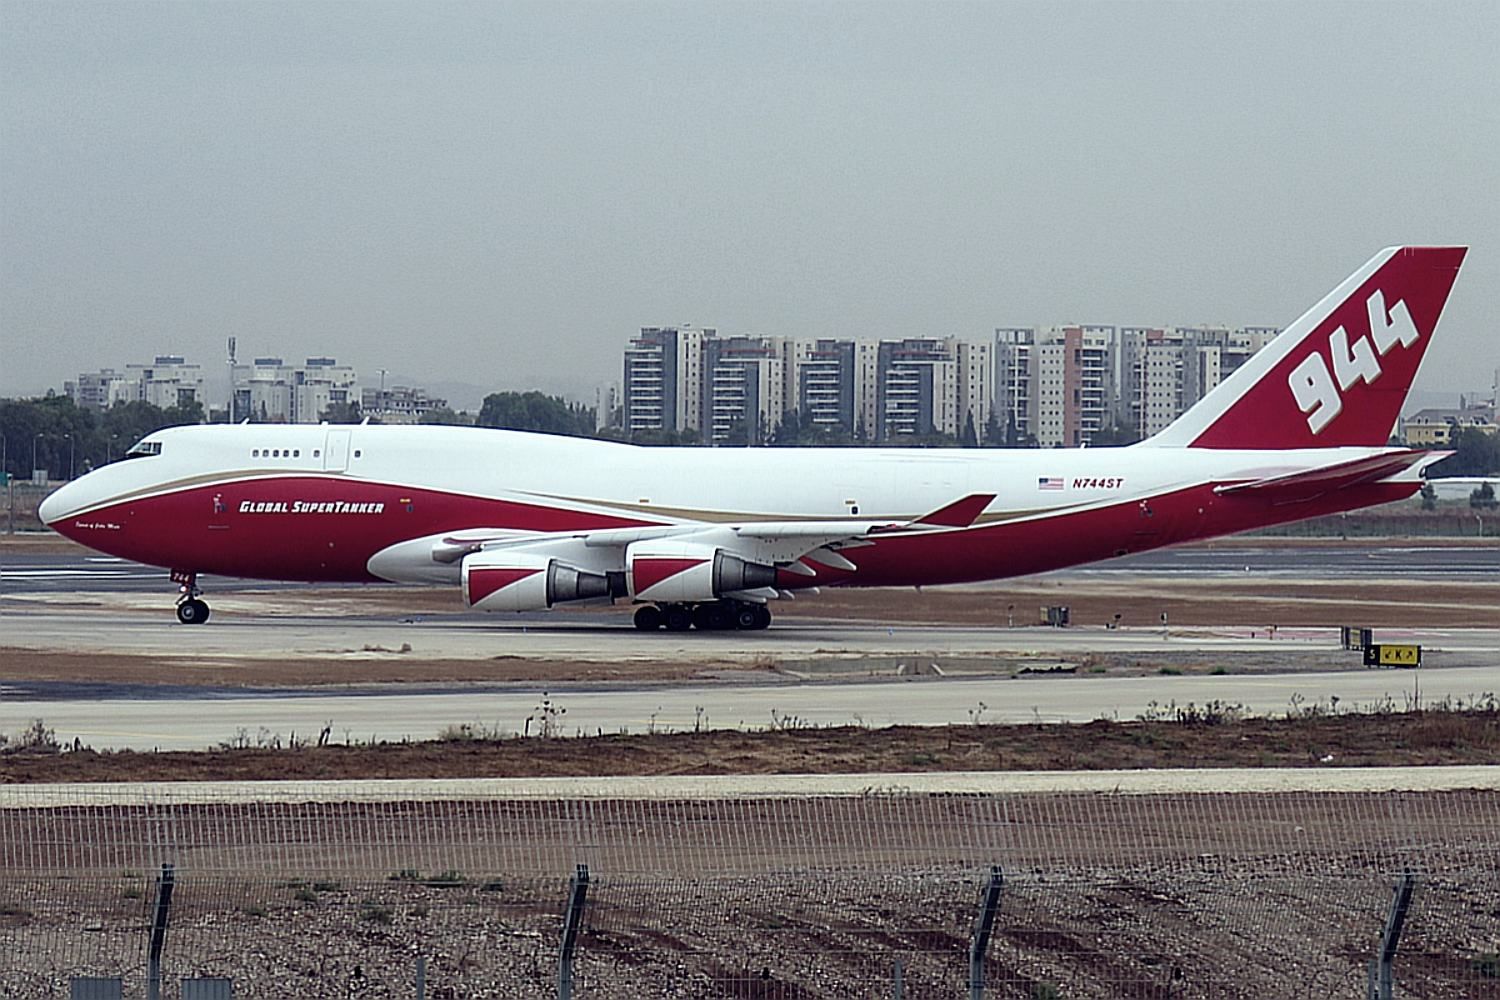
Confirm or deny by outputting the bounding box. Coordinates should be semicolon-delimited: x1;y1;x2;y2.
433;493;996;573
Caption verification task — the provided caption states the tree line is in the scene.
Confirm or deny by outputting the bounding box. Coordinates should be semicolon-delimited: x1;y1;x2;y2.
1;395;204;482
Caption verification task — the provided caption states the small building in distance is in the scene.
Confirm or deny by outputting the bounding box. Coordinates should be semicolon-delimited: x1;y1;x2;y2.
66;356;205;412
361;385;450;424
1401;405;1497;447
231;356;357;423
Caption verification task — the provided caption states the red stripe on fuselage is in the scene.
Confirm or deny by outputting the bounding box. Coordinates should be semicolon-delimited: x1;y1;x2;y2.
783;478;1420;589
49;476;658;582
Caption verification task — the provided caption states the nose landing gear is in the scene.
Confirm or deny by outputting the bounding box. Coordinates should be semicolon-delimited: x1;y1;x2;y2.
171;569;211;625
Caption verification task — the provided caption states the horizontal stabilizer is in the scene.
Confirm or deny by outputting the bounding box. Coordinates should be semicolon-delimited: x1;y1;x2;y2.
1215;450;1441;501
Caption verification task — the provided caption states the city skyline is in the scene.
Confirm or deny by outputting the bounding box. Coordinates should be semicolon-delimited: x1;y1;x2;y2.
3;3;1497;404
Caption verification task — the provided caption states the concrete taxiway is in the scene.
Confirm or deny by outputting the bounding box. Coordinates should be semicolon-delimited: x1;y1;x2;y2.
2;663;1495;751
5;766;1498;807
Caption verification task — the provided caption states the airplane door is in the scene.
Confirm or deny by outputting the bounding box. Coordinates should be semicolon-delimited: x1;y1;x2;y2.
323;429;351;472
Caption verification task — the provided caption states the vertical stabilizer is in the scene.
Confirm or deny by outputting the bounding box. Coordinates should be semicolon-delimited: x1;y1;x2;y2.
1144;247;1466;449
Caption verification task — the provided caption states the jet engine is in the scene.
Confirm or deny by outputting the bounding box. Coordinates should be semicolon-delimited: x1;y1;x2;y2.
462;550;621;612
625;540;777;602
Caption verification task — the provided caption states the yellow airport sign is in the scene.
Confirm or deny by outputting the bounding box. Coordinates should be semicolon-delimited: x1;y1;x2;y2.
1363;644;1421;668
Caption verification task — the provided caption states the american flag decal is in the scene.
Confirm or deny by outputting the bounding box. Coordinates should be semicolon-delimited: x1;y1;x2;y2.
1038;477;1065;491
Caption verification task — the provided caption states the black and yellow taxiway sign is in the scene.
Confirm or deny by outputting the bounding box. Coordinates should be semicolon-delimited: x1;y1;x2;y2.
1363;644;1421;668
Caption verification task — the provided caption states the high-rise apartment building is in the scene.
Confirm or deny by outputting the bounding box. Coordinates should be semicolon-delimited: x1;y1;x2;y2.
1034;327;1114;448
622;327;711;435
993;328;1036;443
874;338;962;441
796;339;858;435
703;335;787;444
957;340;992;441
615;320;1270;448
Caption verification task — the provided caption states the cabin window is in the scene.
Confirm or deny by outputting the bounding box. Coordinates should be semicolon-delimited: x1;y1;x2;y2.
252;449;259;458
354;450;362;458
293;449;300;458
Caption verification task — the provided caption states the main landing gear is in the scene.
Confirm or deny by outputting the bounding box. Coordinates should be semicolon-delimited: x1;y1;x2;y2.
633;600;771;632
171;569;211;625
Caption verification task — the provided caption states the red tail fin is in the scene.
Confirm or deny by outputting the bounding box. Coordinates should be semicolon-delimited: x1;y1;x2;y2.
1147;247;1466;449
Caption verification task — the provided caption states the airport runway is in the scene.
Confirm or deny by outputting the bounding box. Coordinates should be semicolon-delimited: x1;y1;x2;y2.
4;604;1499;671
4;541;1497;751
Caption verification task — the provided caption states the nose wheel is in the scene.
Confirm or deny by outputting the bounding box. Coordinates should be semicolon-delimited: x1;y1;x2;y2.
171;569;211;625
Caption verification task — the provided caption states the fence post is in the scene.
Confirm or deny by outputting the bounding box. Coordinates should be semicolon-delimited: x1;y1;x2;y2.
147;863;176;1000
1368;870;1417;1000
558;863;590;1000
968;865;1003;1000
414;955;426;999
891;957;904;999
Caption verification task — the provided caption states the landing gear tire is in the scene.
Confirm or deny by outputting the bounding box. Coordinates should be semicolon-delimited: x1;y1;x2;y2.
663;605;693;632
694;601;733;631
176;598;210;625
633;605;663;631
752;604;772;630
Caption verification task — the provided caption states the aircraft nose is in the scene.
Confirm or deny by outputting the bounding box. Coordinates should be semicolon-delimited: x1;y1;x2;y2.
38;481;78;526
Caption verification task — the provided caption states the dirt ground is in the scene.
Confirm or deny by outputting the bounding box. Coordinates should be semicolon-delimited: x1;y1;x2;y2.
3;709;1497;783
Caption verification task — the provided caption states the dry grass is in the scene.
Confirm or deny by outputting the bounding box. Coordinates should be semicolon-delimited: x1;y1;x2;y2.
2;708;1496;784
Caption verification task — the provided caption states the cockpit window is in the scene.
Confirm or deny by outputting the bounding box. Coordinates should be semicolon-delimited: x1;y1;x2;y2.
122;440;163;460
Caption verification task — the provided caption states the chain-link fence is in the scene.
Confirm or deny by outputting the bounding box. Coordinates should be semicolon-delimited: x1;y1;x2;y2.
1;785;1496;997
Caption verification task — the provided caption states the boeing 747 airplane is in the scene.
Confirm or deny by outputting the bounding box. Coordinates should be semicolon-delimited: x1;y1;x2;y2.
40;246;1466;631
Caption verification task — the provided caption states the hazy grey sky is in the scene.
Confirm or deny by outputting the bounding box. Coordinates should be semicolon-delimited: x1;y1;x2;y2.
3;0;1497;406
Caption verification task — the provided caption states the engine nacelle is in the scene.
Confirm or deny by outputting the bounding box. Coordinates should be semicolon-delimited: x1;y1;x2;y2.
625;540;778;602
462;550;620;612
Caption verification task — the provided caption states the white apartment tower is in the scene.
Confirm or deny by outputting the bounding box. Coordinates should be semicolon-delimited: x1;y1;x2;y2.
622;327;711;436
702;335;787;445
230;357;357;424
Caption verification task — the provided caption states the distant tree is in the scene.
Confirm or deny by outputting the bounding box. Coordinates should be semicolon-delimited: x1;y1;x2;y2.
1090;420;1141;447
769;409;857;447
960;413;979;448
417;407;471;426
162;399;205;427
624;427;701;446
887;430;961;448
717;418;750;447
477;391;595;437
1472;482;1498;510
320;400;363;424
982;407;1003;446
1427;427;1500;477
985;411;1037;448
1;395;209;480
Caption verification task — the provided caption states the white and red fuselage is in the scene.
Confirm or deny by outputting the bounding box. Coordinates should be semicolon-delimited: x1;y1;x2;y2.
39;247;1466;622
